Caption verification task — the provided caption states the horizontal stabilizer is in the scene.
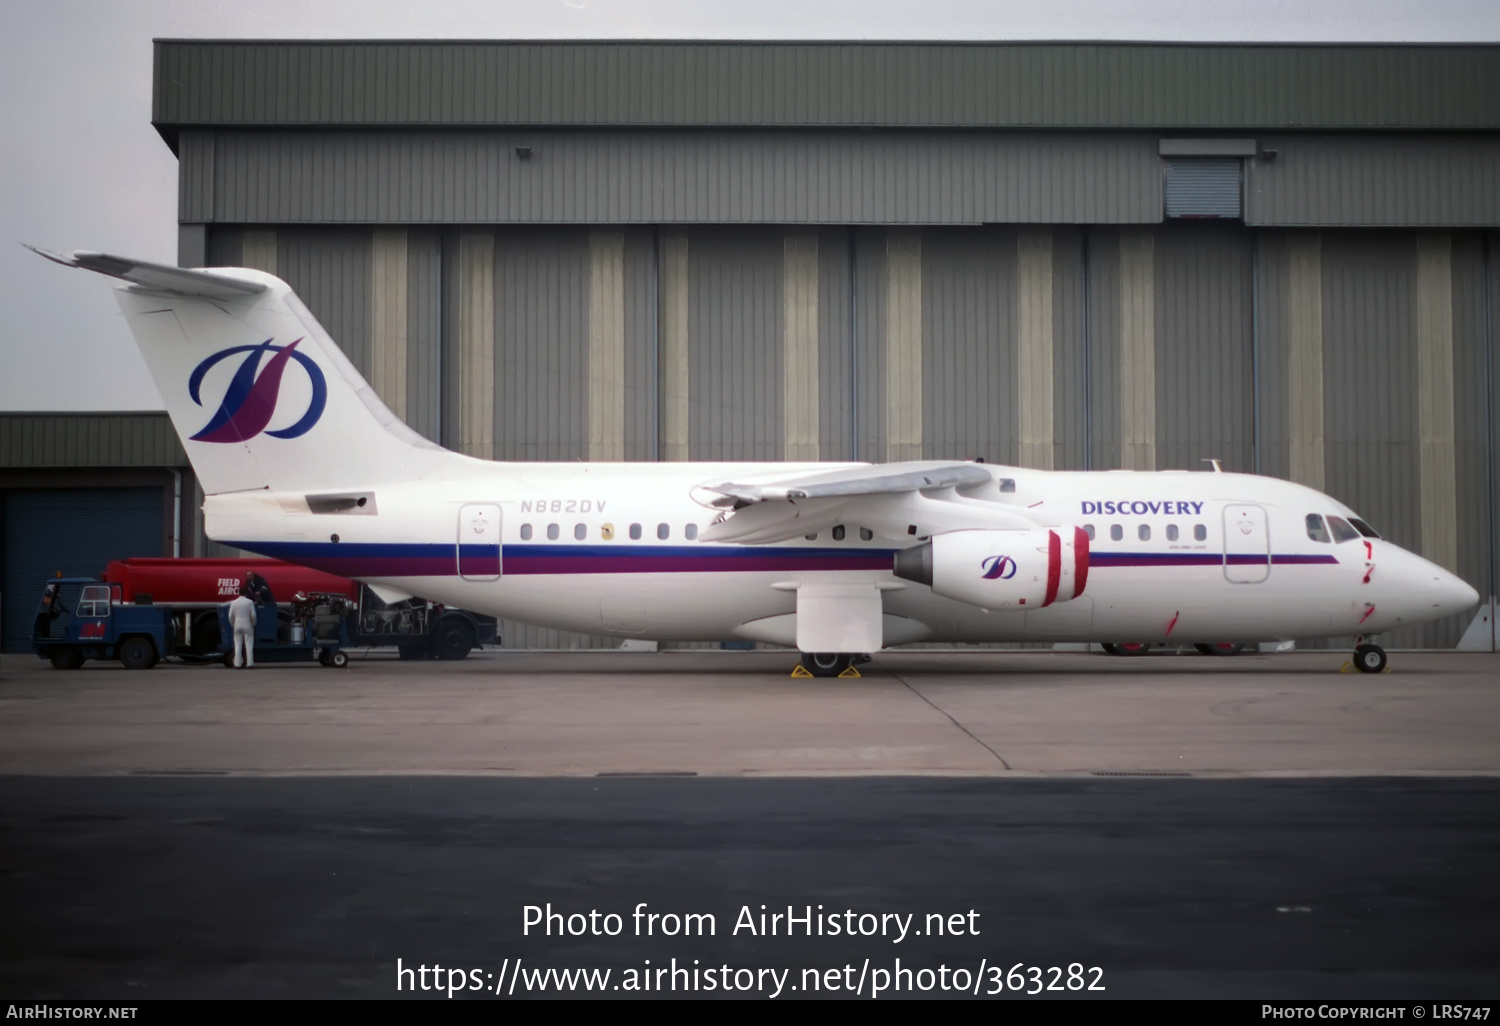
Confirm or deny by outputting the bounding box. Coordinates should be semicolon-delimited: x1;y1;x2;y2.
25;245;267;300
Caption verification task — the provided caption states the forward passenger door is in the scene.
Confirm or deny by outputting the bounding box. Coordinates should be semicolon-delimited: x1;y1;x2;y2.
1223;504;1270;583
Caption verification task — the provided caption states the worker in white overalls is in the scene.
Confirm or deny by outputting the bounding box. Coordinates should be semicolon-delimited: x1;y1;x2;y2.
228;586;258;668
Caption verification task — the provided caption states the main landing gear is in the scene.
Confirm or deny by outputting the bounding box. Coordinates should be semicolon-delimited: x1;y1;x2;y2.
1353;642;1387;674
1101;642;1151;656
797;652;859;678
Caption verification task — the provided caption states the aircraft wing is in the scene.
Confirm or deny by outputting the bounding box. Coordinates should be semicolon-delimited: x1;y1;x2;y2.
25;246;267;300
697;460;1038;543
697;460;992;507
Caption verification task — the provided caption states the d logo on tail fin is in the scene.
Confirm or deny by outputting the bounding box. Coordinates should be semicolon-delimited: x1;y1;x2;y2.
188;340;327;443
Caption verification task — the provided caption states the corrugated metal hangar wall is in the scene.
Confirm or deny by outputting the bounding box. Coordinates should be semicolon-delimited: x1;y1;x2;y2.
23;39;1470;652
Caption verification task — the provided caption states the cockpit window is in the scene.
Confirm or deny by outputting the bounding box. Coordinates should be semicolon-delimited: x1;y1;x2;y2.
1326;515;1361;544
1305;514;1331;543
1347;517;1381;540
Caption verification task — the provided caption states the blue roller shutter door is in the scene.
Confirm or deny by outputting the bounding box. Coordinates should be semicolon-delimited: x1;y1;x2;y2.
1;488;164;653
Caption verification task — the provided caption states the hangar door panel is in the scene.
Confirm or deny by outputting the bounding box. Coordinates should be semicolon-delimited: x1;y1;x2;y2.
921;227;1019;463
688;229;784;461
1;488;164;652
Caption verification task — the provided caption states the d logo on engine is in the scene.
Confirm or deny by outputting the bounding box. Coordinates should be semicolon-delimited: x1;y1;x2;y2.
980;555;1018;580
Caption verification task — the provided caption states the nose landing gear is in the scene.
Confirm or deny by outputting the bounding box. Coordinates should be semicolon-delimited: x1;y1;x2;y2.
1353;642;1387;674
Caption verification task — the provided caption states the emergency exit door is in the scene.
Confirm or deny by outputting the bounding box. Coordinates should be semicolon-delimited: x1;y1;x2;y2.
458;504;502;581
1223;504;1270;583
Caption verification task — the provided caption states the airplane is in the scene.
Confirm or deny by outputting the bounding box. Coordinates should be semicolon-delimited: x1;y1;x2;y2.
31;247;1480;676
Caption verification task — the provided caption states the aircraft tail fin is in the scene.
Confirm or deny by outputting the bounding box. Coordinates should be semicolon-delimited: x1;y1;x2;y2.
35;248;452;495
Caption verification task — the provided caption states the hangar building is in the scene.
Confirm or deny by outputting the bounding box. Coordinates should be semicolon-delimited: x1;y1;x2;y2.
4;40;1499;652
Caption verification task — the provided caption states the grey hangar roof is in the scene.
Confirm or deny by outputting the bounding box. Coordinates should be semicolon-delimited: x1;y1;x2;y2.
152;40;1500;139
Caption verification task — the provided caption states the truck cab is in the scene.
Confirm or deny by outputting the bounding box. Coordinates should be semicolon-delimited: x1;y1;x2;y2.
32;577;174;670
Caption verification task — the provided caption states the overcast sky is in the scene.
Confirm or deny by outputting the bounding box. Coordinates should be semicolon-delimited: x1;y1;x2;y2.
3;0;1498;412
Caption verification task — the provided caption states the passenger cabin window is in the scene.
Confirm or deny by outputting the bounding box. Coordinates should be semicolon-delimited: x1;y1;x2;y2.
832;525;846;541
1305;514;1331;543
657;523;670;540
1083;524;1096;540
1166;524;1179;542
1348;517;1382;539
1110;524;1123;542
1194;524;1208;542
520;523;533;541
859;527;873;541
999;479;1016;493
684;523;698;541
1138;524;1151;541
629;523;642;540
574;523;587;540
1327;516;1361;544
805;533;818;541
600;524;615;540
547;523;560;541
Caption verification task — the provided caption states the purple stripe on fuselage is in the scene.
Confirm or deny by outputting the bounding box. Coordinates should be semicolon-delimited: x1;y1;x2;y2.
502;552;893;575
226;541;896;578
1090;552;1340;567
228;540;1341;579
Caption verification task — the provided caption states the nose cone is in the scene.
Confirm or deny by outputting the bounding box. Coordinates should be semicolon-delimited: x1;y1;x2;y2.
1379;546;1480;625
1438;571;1482;618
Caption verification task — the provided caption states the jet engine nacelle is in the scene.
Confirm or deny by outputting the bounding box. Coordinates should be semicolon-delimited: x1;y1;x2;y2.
892;527;1090;611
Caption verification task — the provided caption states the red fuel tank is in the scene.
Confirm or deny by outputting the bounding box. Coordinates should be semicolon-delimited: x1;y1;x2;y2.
103;558;359;607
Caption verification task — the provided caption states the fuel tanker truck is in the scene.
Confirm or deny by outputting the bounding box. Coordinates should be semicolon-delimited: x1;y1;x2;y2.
31;558;497;669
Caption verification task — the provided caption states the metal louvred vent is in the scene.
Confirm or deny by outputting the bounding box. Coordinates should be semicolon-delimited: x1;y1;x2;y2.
1164;158;1242;219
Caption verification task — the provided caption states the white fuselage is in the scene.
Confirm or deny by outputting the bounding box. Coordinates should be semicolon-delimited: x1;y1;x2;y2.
207;461;1478;647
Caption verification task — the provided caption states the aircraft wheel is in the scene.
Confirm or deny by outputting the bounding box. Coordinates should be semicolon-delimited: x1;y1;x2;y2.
1354;643;1387;674
800;652;854;678
1193;642;1245;657
1103;642;1151;657
119;637;157;670
49;648;84;670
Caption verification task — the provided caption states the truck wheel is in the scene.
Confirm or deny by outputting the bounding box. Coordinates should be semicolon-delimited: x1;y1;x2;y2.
49;648;84;670
120;637;157;670
190;612;222;656
432;617;475;660
329;650;349;668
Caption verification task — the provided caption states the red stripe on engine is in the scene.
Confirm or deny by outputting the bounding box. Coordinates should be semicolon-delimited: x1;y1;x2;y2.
1073;526;1090;598
1043;530;1062;607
